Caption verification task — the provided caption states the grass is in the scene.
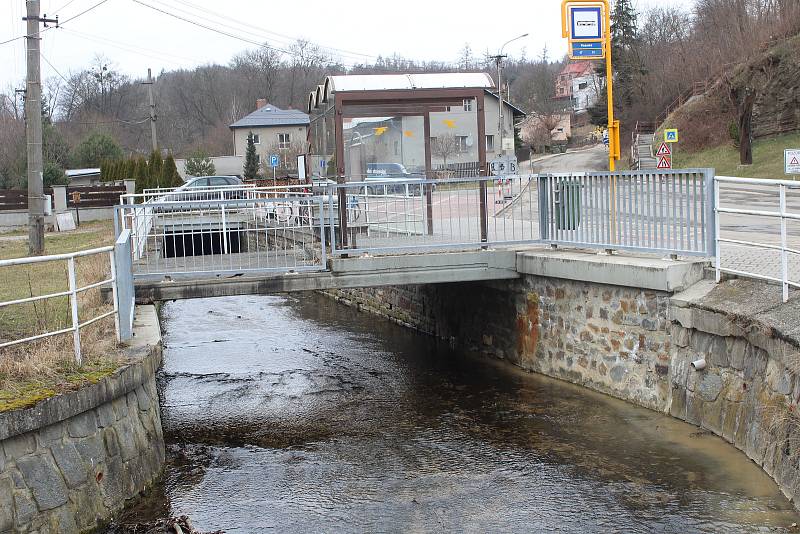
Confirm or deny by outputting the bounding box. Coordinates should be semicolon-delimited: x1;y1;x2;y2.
668;131;800;179
0;220;127;413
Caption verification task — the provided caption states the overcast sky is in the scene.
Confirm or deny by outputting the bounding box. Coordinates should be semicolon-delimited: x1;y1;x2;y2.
1;0;691;91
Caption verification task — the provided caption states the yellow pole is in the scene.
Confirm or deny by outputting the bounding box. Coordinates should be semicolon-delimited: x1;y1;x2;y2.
604;2;615;172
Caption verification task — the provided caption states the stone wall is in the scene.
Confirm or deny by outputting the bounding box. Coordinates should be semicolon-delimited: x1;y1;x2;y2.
0;307;165;533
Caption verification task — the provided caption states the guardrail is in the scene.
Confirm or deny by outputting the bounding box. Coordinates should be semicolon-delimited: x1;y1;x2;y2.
540;169;715;256
715;176;799;302
116;195;327;279
0;246;122;364
330;175;539;255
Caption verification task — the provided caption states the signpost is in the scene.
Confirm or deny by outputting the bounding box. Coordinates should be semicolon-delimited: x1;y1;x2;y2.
270;154;280;186
561;0;618;172
71;191;81;226
786;149;800;178
665;129;679;143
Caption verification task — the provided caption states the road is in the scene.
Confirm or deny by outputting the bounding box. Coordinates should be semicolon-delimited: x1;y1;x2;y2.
528;144;609;174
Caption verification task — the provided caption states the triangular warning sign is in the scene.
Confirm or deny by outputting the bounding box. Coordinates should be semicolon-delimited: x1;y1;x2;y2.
656;142;671;156
792;157;800;165
657;156;672;169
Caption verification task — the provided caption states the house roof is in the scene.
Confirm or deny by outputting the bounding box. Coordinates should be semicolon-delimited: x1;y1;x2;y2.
484;90;526;118
229;104;309;129
559;62;595;77
66;168;100;177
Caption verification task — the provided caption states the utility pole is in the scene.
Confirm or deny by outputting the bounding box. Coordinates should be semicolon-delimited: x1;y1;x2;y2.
490;54;507;156
23;1;57;256
142;68;158;152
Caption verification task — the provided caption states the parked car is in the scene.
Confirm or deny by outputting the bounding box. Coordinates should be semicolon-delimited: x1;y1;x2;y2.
166;176;245;202
364;163;426;196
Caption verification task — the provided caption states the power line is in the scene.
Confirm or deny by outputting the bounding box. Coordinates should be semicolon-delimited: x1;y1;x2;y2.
40;52;70;83
51;0;81;15
0;0;113;47
59;0;112;25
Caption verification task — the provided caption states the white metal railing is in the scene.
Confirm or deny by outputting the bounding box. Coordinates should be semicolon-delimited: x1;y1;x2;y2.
0;246;121;364
715;176;800;302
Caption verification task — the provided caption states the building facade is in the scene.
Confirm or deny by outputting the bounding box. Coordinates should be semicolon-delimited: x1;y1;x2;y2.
229;100;310;172
555;62;601;113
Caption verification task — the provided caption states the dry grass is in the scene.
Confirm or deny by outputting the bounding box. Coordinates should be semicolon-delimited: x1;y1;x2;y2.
0;221;129;412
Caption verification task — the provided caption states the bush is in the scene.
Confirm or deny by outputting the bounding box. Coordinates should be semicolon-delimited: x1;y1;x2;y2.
71;133;124;168
42;163;68;187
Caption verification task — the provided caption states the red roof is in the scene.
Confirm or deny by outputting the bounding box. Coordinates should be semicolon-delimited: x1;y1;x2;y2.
559;62;594;77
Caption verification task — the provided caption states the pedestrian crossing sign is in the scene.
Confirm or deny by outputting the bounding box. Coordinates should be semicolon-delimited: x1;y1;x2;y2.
665;129;679;143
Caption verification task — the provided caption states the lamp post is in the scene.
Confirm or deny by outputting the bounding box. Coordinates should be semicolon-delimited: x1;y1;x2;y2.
494;33;528;156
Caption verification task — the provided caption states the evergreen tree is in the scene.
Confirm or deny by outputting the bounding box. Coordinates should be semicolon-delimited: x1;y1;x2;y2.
100;160;110;182
147;150;164;188
610;0;642;107
161;154;183;187
184;151;216;177
134;157;150;193
243;132;259;180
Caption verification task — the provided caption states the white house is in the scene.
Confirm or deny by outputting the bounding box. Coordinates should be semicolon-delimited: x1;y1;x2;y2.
229;100;310;171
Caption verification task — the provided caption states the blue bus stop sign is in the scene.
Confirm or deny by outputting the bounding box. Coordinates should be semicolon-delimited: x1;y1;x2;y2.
270;155;280;168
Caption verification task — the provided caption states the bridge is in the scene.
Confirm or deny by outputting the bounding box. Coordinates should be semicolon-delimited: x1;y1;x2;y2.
107;169;726;337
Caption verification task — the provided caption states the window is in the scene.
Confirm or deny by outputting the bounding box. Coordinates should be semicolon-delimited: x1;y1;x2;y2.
209;177;230;187
256;154;261;165
278;133;291;150
430;136;437;145
463;99;473;112
578;82;588;90
455;135;469;152
486;135;495;152
251;133;260;145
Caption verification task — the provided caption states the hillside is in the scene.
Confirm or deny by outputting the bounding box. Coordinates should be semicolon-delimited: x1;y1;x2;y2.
656;33;800;167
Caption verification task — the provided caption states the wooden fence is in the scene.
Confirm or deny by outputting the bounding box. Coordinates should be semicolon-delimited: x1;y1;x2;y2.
0;186;126;211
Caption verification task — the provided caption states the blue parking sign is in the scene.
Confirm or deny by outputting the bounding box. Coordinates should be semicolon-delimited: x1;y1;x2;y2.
270;155;280;168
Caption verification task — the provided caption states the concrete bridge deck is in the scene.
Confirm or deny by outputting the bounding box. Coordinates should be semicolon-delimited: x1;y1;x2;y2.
134;247;710;302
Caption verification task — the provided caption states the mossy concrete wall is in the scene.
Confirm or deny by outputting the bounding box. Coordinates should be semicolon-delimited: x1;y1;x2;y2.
0;306;164;533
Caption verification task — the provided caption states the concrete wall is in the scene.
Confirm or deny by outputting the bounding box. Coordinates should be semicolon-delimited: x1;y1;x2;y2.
0;208;114;234
0;306;165;533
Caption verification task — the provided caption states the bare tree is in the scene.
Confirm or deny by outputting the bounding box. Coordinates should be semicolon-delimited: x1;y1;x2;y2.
431;134;459;170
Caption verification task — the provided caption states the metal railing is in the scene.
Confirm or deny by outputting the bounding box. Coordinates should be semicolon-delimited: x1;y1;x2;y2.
715;176;800;302
540;169;715;256
117;194;328;279
330;175;539;255
0;246;121;364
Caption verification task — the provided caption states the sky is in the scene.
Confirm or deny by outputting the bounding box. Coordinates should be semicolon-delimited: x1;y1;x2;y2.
0;0;691;91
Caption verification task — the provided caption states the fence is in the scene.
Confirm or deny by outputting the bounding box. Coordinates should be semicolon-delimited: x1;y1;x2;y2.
116;193;327;279
715;176;800;302
0;246;123;364
330;175;539;256
0;186;127;212
539;170;715;256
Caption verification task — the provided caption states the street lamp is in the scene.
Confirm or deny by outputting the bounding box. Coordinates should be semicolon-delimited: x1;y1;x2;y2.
495;33;528;155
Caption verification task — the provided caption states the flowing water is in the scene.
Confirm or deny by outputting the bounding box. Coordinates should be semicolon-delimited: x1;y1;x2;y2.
114;293;800;533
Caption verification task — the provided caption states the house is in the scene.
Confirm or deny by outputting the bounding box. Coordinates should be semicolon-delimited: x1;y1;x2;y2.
65;168;101;186
555;62;602;113
229;100;310;172
306;73;525;180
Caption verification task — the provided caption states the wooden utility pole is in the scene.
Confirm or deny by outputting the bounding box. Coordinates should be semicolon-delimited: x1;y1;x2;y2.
23;1;56;255
143;68;158;152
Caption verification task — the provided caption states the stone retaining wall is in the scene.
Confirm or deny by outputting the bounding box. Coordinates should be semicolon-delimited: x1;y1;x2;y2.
325;277;800;506
0;307;165;533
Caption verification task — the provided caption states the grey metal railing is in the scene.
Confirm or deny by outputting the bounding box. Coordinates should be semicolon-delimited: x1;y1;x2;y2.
539;169;715;256
0;245;124;363
330;175;540;255
117;195;328;280
715;176;800;302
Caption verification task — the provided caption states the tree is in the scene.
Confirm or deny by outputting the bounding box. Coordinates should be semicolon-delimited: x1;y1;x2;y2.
185;150;216;177
243;132;259;180
134;157;150;193
43;162;68;187
611;0;643;107
161;154;183;187
71;132;123;168
431;134;459;170
148;150;164;188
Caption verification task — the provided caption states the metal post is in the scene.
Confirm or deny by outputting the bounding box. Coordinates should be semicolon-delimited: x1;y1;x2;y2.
714;176;721;283
109;250;120;342
780;184;789;302
479;178;488;244
143;68;158;152
67;257;82;365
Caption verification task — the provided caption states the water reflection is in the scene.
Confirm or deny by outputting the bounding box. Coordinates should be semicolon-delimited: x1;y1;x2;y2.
115;294;799;533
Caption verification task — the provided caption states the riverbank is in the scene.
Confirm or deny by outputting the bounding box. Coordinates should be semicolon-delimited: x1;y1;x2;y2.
0;305;164;533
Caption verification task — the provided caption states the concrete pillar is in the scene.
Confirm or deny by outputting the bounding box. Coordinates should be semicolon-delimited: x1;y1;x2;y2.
124;180;136;195
52;185;67;214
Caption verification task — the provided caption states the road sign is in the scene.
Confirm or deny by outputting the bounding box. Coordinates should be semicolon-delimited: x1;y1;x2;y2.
657;155;672;169
566;4;606;60
665;129;679;143
656;142;671;157
786;149;800;175
490;156;518;176
270;155;280;168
